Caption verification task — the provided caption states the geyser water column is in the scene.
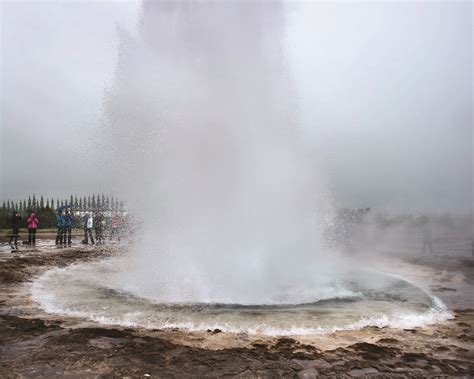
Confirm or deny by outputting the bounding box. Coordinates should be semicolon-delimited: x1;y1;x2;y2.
101;1;335;304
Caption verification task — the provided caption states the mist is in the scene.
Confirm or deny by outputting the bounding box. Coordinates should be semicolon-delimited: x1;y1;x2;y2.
1;0;472;215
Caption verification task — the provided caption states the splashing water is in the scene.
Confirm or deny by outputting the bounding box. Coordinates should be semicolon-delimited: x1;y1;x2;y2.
99;1;334;304
31;257;452;335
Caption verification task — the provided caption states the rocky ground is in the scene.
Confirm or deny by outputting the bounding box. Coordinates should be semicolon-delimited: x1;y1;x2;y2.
0;244;473;378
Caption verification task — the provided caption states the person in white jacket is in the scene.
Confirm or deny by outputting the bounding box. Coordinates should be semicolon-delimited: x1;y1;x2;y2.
83;212;95;245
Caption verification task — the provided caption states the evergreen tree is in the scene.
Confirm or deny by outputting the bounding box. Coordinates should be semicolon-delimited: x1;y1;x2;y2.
91;195;96;210
32;194;37;208
87;196;91;210
70;195;74;208
0;202;6;228
60;200;64;208
83;196;87;211
23;200;27;211
74;196;78;210
79;197;83;211
28;196;32;209
56;199;59;210
40;195;44;209
115;199;119;211
101;194;106;210
97;195;101;211
106;195;110;211
119;201;124;211
7;200;11;211
46;198;50;209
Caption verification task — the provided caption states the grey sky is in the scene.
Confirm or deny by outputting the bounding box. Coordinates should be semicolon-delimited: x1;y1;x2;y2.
1;1;472;213
287;1;472;212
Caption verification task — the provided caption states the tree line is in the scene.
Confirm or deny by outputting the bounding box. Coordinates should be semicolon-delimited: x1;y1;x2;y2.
0;194;125;229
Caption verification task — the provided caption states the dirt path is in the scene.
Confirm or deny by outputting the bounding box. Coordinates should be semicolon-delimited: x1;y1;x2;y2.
0;246;473;377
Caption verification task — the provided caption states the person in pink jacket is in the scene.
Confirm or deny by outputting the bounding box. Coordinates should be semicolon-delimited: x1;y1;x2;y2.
27;211;40;246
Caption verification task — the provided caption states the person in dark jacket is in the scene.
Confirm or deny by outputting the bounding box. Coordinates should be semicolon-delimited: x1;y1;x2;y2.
421;216;433;255
9;211;22;251
55;210;66;247
64;208;73;247
94;212;104;244
26;211;40;246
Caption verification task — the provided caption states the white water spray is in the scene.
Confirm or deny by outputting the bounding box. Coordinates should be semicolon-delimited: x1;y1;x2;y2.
100;1;335;304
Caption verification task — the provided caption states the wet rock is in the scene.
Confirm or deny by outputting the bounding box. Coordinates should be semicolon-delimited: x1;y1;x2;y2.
348;367;379;376
431;286;457;292
349;342;401;359
133;338;147;344
298;367;319;378
274;337;298;348
377;337;400;344
456;334;474;342
401;352;427;363
206;328;222;334
88;336;124;349
293;359;331;370
252;342;268;349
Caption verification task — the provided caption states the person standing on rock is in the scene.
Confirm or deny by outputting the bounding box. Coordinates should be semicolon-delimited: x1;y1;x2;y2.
9;211;22;251
55;210;66;247
83;212;95;245
26;211;39;247
64;208;73;247
109;212;122;242
422;217;433;255
94;212;104;244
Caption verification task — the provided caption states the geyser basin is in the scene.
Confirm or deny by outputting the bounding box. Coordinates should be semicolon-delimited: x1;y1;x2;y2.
31;258;451;336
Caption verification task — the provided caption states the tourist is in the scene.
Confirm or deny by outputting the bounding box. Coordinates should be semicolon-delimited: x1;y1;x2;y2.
83;212;95;245
109;211;122;242
64;208;73;247
422;217;433;255
9;211;22;251
55;210;66;247
94;211;105;244
26;211;39;246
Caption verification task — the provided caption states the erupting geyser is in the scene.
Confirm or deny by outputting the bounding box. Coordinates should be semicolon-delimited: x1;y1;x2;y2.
31;1;451;334
100;1;334;304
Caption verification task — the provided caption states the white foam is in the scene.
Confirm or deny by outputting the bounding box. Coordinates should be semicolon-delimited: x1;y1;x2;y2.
31;263;453;337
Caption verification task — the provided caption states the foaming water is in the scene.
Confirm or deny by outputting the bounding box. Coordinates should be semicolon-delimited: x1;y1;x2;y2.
31;258;452;336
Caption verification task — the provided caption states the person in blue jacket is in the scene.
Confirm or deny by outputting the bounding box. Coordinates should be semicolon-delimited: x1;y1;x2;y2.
55;210;66;247
64;208;73;247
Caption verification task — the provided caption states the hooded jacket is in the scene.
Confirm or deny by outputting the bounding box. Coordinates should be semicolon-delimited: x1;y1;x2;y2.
27;214;39;229
56;214;65;228
11;214;22;230
64;213;73;227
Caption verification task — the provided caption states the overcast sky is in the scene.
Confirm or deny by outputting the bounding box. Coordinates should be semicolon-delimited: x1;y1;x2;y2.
1;1;472;213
